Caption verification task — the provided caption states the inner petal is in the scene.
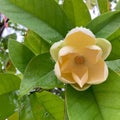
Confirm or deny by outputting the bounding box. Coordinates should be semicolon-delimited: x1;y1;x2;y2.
84;45;102;64
64;31;96;49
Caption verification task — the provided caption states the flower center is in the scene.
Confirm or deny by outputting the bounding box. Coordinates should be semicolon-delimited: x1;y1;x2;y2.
74;56;85;64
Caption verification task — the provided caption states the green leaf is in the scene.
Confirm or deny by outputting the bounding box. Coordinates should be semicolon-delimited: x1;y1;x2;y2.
20;53;63;96
66;69;120;120
30;91;64;120
97;0;109;14
87;11;120;38
0;0;73;43
8;112;19;120
115;1;120;10
0;91;18;120
24;30;50;55
63;0;91;26
8;39;35;73
19;91;64;120
107;59;120;73
105;28;120;60
0;73;21;95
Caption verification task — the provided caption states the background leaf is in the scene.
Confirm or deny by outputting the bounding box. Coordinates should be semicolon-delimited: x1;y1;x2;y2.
0;0;63;44
87;11;120;38
20;53;63;96
0;73;21;95
63;0;91;26
97;0;109;14
8;39;35;73
0;91;18;120
24;30;50;55
19;91;64;120
66;69;120;120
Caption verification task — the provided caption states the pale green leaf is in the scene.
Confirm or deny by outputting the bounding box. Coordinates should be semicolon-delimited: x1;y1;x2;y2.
8;39;35;73
0;73;21;95
63;0;91;26
97;0;109;14
24;30;50;55
20;53;63;96
66;69;120;120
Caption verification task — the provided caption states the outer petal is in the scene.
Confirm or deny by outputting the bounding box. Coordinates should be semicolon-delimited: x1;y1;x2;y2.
71;83;91;91
87;59;108;84
54;62;75;83
96;38;112;60
50;40;64;61
64;27;96;49
84;45;102;64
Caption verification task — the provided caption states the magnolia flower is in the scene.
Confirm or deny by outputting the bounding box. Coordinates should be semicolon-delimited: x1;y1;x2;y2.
50;27;112;91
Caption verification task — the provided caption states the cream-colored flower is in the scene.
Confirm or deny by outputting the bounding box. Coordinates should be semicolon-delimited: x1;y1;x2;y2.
50;27;112;91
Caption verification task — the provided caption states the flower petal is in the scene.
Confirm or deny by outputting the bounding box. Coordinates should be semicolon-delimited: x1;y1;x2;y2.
50;40;64;61
72;67;88;87
54;62;75;83
84;45;102;64
96;38;112;60
64;29;96;49
71;83;91;91
87;59;108;84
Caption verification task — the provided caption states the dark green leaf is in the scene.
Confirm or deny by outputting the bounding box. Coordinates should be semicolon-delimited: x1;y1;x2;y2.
63;0;91;26
20;53;63;96
0;91;18;120
0;73;20;95
66;69;120;120
97;0;109;14
8;39;35;73
24;30;50;55
87;11;120;38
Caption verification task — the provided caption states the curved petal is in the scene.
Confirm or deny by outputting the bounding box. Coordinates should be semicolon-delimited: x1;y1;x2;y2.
64;30;96;49
72;66;88;87
54;62;75;83
87;59;108;84
71;83;91;91
96;38;112;60
84;45;102;64
50;40;64;61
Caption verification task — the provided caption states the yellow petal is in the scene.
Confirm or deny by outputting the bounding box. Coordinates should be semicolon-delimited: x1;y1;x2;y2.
84;45;102;64
71;83;91;91
87;59;108;84
72;68;88;87
54;62;75;83
64;30;96;49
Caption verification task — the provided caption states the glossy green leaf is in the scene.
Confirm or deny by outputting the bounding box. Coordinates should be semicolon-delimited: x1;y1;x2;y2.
106;28;120;60
107;59;120;73
8;112;19;120
0;73;21;95
66;69;120;120
0;0;73;44
20;53;63;96
30;91;64;120
87;11;120;38
63;0;91;26
8;39;35;73
97;0;109;14
24;30;50;55
0;91;18;120
19;91;64;120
